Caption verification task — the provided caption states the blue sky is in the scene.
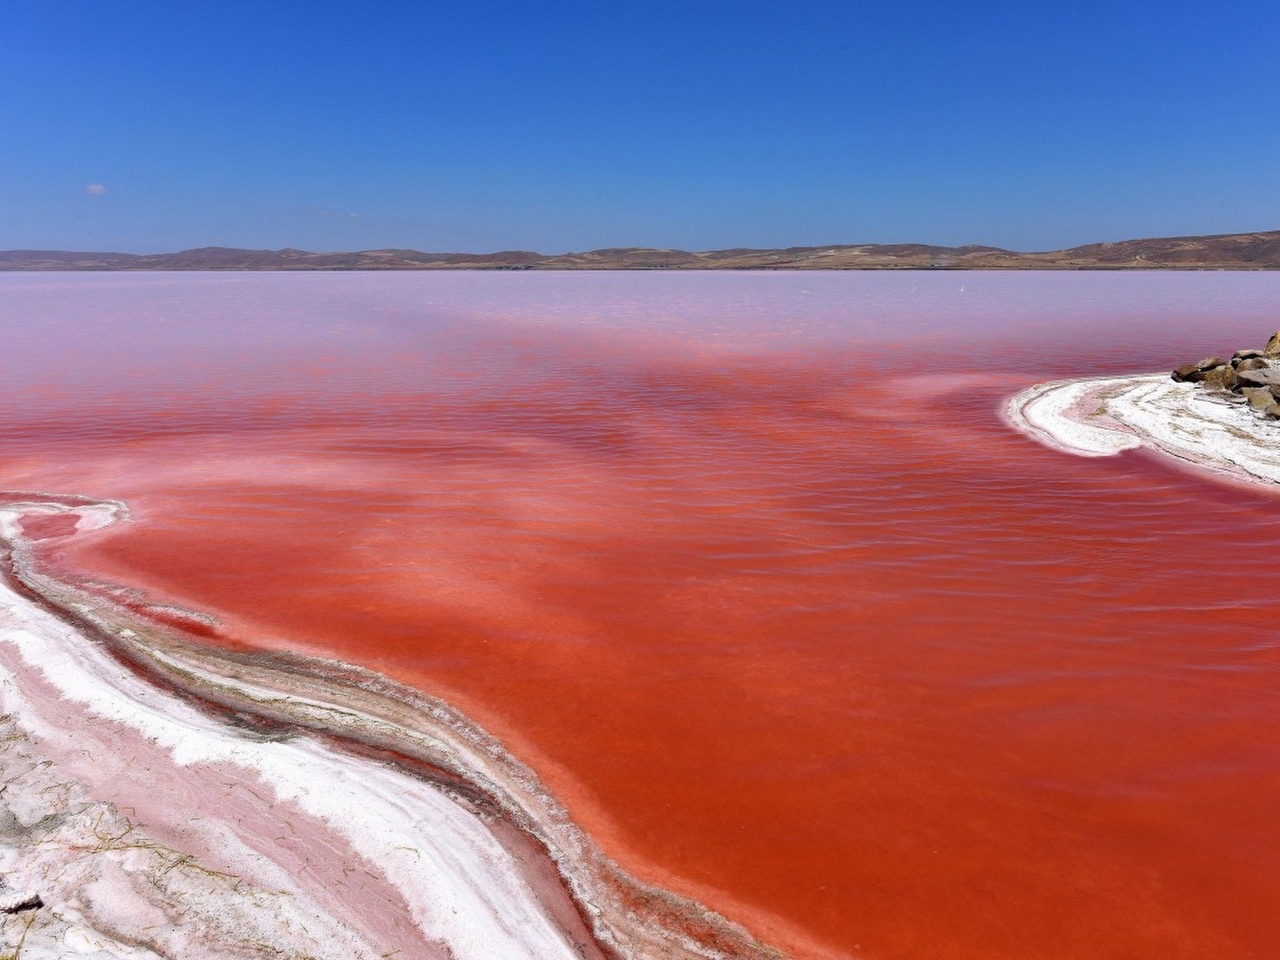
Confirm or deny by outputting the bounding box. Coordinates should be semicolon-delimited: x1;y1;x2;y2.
3;0;1278;253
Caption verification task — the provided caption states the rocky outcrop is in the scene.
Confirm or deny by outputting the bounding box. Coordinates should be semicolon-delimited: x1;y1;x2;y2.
1171;332;1280;420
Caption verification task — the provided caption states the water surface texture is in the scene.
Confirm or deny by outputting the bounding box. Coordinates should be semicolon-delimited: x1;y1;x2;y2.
4;271;1280;959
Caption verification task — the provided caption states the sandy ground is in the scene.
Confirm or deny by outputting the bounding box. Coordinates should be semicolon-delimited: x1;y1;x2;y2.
0;497;780;960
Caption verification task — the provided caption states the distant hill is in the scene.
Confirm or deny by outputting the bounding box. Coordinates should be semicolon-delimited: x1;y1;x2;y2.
4;231;1280;271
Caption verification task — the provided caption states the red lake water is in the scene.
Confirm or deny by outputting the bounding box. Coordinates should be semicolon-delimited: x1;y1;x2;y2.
4;270;1280;958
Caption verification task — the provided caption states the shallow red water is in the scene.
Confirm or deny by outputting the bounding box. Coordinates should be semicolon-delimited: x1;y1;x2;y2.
5;271;1280;958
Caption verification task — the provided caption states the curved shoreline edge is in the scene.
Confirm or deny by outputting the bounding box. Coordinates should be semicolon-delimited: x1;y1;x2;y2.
0;494;782;959
1005;374;1280;488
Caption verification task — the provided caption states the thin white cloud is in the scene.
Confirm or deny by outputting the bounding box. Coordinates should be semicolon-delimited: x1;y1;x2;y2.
84;184;107;196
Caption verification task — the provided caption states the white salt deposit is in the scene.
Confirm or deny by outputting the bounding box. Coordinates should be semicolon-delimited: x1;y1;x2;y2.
0;502;586;960
1006;374;1280;487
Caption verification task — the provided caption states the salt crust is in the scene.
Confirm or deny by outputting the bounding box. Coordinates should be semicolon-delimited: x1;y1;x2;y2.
0;504;575;959
1006;374;1280;486
0;496;779;960
0;712;383;960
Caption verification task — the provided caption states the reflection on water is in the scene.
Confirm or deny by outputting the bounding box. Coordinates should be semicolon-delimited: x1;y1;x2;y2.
4;271;1280;959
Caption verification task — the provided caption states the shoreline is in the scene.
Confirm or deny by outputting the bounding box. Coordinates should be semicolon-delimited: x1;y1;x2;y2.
5;228;1280;272
0;495;780;959
1005;373;1280;489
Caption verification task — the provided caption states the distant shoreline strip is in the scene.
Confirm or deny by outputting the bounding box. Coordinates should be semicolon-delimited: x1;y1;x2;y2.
4;227;1280;271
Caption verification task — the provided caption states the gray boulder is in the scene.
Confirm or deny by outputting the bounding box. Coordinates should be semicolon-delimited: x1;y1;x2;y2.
1236;367;1280;389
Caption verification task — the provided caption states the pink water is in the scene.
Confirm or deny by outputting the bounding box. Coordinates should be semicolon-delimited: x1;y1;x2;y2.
4;271;1280;958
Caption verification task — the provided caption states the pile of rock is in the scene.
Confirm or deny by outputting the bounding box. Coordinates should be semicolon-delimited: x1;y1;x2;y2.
1171;331;1280;420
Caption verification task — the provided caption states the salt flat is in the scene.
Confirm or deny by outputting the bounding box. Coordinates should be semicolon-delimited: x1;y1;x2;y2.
1007;374;1280;487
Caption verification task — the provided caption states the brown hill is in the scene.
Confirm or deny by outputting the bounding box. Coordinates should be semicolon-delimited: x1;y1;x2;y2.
4;230;1279;271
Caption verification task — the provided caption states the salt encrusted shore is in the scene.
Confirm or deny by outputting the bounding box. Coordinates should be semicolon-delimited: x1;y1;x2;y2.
0;495;781;959
1006;374;1280;487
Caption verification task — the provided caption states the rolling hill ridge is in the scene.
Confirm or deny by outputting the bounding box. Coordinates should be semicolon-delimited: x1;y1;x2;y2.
4;230;1280;271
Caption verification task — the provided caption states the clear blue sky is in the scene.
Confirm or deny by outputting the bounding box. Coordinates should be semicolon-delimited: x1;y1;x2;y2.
3;0;1278;253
